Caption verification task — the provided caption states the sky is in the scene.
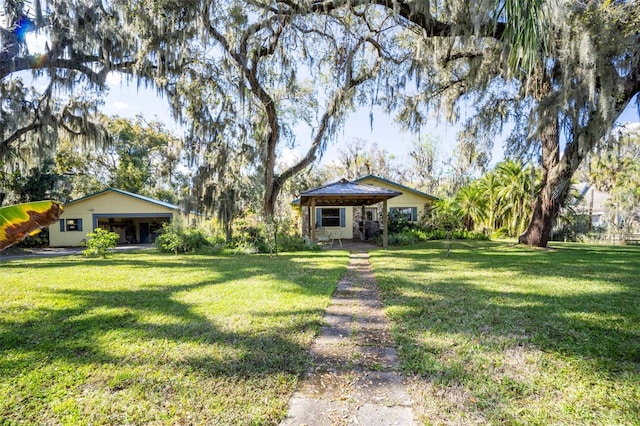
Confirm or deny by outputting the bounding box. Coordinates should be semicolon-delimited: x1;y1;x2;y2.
102;72;640;172
102;72;503;169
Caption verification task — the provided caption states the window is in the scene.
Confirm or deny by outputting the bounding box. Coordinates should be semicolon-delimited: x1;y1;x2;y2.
316;208;345;228
389;207;418;222
59;218;83;232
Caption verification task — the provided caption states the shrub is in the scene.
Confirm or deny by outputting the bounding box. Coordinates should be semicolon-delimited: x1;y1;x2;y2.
229;216;318;254
231;223;269;254
388;211;414;233
82;228;120;258
373;227;489;246
155;221;215;254
17;228;50;248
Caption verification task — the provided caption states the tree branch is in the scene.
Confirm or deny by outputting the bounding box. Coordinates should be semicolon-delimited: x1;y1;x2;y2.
276;37;383;184
0;122;40;156
260;0;506;40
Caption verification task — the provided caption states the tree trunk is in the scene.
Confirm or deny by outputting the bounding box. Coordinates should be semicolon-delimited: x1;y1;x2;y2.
518;91;561;247
518;80;637;247
263;177;281;219
219;188;236;243
518;183;557;247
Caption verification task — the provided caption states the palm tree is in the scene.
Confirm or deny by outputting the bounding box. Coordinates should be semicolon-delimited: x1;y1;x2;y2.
431;198;462;232
455;183;487;232
493;160;536;236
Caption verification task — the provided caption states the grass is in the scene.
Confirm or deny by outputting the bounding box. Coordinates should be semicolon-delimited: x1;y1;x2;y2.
0;250;349;425
3;242;639;425
370;241;640;425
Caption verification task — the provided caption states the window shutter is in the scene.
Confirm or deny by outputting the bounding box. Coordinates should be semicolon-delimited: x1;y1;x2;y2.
339;208;346;227
77;219;83;232
412;207;418;222
59;219;65;232
316;208;322;228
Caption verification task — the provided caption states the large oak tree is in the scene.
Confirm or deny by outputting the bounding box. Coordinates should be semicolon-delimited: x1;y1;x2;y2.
365;0;639;247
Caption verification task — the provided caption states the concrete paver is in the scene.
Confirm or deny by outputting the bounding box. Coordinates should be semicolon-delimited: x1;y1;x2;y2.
281;252;417;426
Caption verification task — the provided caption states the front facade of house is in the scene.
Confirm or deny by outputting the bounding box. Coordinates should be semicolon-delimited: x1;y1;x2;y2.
49;189;187;247
355;175;437;223
301;175;438;240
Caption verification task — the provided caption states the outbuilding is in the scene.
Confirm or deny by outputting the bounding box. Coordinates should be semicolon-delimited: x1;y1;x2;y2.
49;188;190;247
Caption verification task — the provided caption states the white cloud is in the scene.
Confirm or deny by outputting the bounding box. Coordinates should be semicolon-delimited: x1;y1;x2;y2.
112;101;129;111
277;147;301;170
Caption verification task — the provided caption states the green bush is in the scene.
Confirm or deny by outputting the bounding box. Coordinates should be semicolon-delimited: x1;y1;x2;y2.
155;221;216;254
231;223;269;253
82;228;120;258
17;228;50;248
374;227;490;246
277;234;321;252
229;217;318;254
388;211;414;233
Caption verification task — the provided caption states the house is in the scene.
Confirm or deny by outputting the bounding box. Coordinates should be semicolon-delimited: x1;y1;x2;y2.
295;175;438;244
573;183;611;230
354;175;438;226
49;188;195;247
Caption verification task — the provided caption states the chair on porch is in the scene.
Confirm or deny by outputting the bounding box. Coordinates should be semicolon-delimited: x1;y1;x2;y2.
316;227;342;248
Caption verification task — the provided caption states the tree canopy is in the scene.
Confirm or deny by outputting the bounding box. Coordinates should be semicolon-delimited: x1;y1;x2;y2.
385;0;639;246
1;0;638;247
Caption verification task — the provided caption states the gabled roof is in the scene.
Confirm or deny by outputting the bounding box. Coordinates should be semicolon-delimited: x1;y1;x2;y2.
354;175;439;201
300;178;402;206
64;188;181;211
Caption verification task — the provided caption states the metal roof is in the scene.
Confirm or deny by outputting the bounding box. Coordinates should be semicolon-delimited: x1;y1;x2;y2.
354;175;439;201
64;188;182;211
300;178;402;206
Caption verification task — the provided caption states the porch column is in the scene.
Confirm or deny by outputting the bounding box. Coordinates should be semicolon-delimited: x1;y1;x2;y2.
382;199;388;248
310;199;317;242
361;205;366;241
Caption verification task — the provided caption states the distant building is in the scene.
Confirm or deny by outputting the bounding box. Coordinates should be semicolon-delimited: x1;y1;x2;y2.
572;183;612;230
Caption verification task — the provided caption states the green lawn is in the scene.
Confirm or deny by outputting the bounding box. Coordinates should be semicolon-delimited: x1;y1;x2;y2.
0;250;349;425
371;241;640;425
3;243;639;425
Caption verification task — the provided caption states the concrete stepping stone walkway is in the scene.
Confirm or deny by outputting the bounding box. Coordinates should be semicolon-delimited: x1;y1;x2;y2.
281;252;417;426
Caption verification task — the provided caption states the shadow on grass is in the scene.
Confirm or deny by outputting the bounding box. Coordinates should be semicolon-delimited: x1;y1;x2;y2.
386;241;640;289
370;242;640;422
373;242;640;369
0;251;346;383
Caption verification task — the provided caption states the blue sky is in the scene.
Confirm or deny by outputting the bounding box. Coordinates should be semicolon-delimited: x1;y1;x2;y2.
102;73;504;168
104;75;640;171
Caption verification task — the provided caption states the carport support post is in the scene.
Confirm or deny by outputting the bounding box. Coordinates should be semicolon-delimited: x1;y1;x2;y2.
310;199;317;243
382;199;388;248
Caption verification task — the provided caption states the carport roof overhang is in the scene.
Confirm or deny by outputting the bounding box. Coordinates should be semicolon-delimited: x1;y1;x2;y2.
299;179;402;206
